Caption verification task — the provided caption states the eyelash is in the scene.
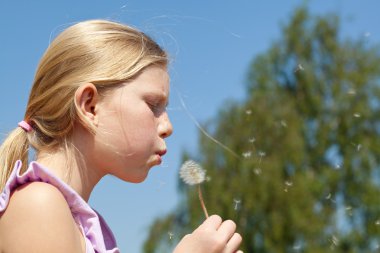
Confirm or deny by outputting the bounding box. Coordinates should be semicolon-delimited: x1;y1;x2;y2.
147;102;165;114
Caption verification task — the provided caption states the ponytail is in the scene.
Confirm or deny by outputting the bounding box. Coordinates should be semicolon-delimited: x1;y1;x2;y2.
0;127;29;190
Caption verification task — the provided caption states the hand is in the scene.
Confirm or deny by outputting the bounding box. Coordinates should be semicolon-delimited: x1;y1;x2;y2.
173;215;243;253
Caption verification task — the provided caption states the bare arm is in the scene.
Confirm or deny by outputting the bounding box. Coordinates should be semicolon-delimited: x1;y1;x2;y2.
0;182;85;253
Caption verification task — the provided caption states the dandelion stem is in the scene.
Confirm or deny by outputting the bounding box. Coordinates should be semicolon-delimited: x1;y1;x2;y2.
198;184;209;219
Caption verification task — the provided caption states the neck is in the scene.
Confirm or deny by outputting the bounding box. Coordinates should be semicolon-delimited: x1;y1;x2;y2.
36;145;104;202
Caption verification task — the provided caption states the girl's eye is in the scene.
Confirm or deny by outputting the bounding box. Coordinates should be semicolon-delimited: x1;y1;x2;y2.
148;102;164;115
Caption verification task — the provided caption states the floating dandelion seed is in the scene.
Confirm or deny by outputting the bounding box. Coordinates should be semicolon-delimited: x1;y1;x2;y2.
280;120;287;128
335;164;341;170
376;219;380;226
258;151;266;164
248;137;256;143
293;244;302;251
284;181;293;191
179;160;209;218
294;63;304;73
330;235;339;248
347;89;356;95
157;180;166;190
242;151;252;158
364;32;371;38
325;193;336;203
233;199;241;210
253;168;262;175
357;144;362;151
285;181;293;187
345;206;353;216
168;231;174;240
245;109;252;115
353;113;361;118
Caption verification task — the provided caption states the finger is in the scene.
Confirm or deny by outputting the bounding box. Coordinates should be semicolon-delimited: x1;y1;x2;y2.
224;233;242;253
217;220;236;242
201;214;223;231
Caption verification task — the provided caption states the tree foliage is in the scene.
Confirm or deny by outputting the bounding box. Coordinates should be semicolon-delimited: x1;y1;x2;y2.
144;6;380;253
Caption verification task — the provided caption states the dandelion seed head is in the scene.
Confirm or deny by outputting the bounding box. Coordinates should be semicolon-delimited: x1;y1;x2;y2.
179;160;206;185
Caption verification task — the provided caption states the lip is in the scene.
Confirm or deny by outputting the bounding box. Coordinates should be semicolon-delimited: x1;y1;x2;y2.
156;154;162;164
156;149;167;156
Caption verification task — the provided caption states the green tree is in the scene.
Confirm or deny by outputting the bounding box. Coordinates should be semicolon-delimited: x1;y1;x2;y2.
144;6;380;253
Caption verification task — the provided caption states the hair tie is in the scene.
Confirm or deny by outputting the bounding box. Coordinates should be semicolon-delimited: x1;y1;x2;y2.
18;121;33;132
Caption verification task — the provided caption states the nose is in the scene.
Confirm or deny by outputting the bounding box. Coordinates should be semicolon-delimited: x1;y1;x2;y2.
158;112;173;138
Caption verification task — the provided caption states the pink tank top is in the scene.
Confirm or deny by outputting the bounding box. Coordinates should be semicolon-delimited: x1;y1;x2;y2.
0;161;120;253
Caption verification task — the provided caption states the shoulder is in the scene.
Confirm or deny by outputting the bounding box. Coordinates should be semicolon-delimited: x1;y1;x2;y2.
0;182;85;253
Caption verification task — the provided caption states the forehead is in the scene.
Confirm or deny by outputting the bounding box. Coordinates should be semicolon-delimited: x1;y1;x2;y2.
130;65;170;94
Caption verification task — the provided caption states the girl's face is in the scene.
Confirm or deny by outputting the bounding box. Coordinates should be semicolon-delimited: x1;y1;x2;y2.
93;65;173;183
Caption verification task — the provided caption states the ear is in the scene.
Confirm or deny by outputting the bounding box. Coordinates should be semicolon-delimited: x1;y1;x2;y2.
74;83;99;127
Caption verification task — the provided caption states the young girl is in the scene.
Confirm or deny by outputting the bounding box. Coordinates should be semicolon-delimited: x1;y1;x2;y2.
0;20;242;253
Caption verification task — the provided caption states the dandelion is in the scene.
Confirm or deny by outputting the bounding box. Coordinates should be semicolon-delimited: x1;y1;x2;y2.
179;160;209;218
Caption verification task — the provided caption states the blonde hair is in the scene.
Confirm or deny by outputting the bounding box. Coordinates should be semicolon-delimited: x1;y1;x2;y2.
0;19;168;189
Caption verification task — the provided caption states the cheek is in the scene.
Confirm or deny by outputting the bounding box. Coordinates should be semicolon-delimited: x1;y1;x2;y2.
121;111;157;143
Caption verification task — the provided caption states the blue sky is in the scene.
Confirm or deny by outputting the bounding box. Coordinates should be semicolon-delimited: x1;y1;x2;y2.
1;1;379;252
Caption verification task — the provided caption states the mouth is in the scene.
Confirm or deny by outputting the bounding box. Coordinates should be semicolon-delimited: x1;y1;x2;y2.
153;149;167;165
156;149;167;156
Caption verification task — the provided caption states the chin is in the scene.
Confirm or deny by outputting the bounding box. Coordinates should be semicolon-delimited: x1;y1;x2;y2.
120;171;149;183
